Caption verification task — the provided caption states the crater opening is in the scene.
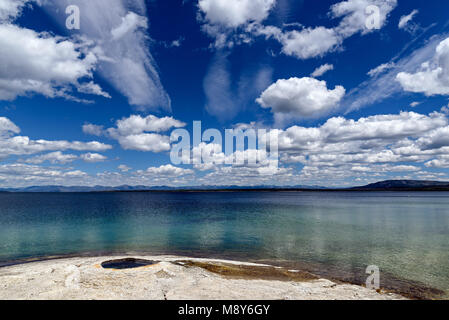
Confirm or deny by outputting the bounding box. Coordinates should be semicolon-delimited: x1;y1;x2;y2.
101;258;159;270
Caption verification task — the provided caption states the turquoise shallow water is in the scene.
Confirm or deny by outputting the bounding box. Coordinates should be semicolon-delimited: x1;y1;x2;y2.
0;191;448;298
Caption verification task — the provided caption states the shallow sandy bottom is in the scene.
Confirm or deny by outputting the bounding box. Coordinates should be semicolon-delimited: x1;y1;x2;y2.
0;255;405;300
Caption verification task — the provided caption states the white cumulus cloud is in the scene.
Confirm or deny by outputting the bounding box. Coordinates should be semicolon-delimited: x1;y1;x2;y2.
0;0;31;22
0;24;104;101
198;0;276;48
81;153;107;163
199;0;276;29
145;164;193;176
118;164;131;172
279;27;340;60
397;37;449;96
108;115;186;137
251;0;397;60
23;151;78;164
0;117;112;160
0;117;20;136
274;110;449;185
85;114;186;153
82;124;104;136
331;0;397;37
257;77;345;123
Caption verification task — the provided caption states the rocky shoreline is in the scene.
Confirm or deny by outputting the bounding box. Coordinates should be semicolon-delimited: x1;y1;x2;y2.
0;255;407;300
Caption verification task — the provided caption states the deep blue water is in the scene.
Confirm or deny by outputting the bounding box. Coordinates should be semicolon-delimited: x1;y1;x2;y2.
0;191;448;297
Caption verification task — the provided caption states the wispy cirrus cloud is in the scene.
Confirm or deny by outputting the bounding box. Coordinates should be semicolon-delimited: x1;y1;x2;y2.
204;51;273;120
398;9;419;33
311;64;334;78
344;33;447;113
36;0;171;111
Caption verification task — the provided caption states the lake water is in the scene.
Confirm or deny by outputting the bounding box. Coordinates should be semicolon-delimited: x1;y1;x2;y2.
0;191;448;298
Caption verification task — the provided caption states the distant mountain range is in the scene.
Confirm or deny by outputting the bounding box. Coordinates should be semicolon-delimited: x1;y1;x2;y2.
351;180;449;191
1;180;449;192
0;184;327;193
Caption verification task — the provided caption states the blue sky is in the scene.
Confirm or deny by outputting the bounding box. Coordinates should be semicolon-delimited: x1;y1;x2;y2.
1;0;449;187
